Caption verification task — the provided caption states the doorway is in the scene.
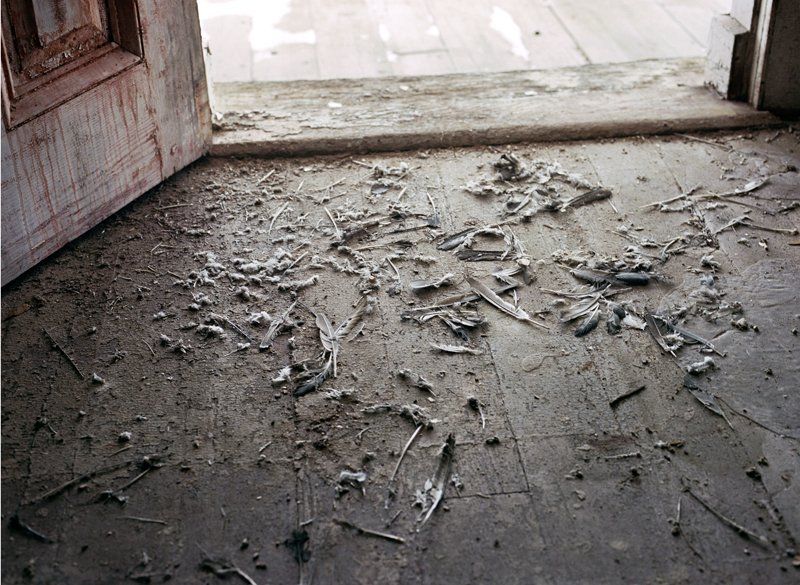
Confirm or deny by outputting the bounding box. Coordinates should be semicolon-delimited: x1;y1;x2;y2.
197;0;730;83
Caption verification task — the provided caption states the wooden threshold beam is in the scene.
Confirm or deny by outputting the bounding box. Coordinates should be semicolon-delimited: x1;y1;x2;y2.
211;58;781;158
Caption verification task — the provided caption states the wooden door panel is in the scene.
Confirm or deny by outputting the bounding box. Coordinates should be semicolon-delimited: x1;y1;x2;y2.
2;0;143;126
4;0;110;81
1;0;210;285
30;0;104;45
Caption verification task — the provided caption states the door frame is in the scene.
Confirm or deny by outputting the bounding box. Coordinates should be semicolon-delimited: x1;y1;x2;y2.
707;0;799;112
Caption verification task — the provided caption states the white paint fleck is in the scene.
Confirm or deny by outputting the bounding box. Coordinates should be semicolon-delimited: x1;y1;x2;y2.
378;23;391;43
425;25;440;38
197;0;316;63
386;50;398;63
490;6;529;61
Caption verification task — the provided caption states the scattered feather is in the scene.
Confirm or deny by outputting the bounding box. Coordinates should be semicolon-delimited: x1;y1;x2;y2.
467;397;486;428
398;369;435;394
653;315;724;356
259;302;296;351
296;297;370;395
467;276;548;330
409;273;455;292
574;306;600;337
391;424;424;483
277;275;318;292
429;342;482;355
336;470;367;496
248;311;272;327
683;376;733;428
200;556;258;585
561;187;612;210
333;519;405;544
362;403;436;428
415;434;456;526
686;356;717;375
621;313;647;330
196;324;225;338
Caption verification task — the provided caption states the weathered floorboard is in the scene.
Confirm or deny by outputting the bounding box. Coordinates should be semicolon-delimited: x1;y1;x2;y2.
212;58;779;157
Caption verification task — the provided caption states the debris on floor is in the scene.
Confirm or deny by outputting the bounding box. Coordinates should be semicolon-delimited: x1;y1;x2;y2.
2;130;799;583
414;434;456;527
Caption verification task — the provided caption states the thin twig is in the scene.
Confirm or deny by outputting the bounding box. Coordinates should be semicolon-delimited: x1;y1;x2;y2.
685;487;771;548
43;328;85;379
639;184;702;210
609;385;646;408
142;340;155;357
675;134;733;151
108;445;132;457
603;451;641;460
314;177;345;192
117;467;151;492
390;424;423;483
324;206;341;239
334;519;405;544
283;251;308;273
27;460;132;505
268;202;290;241
120;516;168;525
426;190;438;216
717;397;799;441
386;510;402;528
738;221;798;236
714;215;798;236
156;203;193;211
256;169;275;185
355;427;370;443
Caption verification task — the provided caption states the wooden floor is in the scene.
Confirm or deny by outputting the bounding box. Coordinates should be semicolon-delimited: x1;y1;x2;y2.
198;0;731;82
2;129;799;584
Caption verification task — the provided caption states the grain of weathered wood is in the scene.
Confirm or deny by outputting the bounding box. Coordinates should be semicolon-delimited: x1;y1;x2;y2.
310;0;393;80
212;58;779;157
657;0;728;45
550;0;706;63
1;0;211;285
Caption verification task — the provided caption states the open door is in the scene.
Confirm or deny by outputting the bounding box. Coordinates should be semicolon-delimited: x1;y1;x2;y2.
1;0;211;285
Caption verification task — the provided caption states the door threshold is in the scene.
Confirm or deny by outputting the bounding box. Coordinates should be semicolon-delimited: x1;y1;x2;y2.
211;58;781;157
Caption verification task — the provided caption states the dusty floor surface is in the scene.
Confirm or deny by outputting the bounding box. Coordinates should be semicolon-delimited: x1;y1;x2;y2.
2;129;799;584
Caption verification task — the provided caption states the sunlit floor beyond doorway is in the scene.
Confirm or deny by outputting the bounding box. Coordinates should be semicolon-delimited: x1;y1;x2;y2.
198;0;731;83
